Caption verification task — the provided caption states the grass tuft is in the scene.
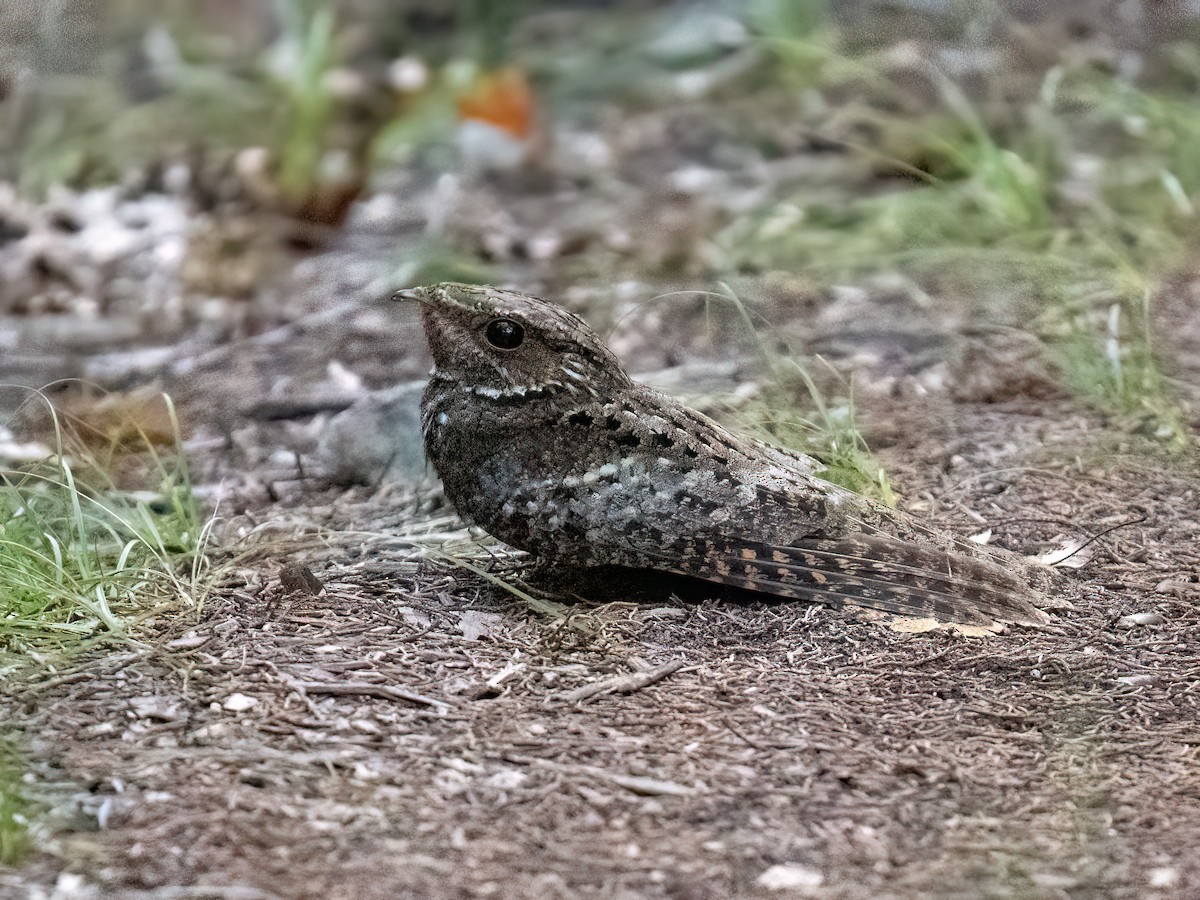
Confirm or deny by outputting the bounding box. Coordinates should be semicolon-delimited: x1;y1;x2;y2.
269;1;342;207
0;389;213;659
699;286;895;504
742;358;896;505
0;736;31;867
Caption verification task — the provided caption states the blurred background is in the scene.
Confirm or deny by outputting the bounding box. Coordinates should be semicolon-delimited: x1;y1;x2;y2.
4;4;1200;893
1;0;1199;487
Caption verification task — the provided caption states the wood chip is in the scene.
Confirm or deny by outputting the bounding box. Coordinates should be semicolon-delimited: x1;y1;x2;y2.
560;659;686;702
606;773;693;797
292;680;451;709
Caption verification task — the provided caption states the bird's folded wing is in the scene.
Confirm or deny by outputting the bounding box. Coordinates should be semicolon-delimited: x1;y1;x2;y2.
630;530;1051;627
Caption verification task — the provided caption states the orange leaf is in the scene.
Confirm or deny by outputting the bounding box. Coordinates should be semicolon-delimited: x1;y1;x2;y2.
456;67;535;139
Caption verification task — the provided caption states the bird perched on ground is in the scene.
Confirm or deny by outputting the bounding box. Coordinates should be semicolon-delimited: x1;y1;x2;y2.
393;283;1053;627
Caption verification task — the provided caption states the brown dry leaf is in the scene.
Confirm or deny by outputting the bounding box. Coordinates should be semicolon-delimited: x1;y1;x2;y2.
59;386;180;448
950;623;1003;638
889;617;941;633
889;617;1000;637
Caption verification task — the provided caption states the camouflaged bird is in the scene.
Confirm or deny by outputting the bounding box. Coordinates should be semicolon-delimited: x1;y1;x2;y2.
394;283;1052;627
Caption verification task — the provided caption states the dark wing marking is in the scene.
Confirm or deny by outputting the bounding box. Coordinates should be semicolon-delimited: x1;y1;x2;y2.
635;532;1050;627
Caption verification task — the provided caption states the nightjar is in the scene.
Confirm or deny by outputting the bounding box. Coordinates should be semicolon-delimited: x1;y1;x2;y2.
394;282;1052;627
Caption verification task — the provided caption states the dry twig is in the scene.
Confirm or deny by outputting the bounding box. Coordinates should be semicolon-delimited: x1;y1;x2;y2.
559;659;686;702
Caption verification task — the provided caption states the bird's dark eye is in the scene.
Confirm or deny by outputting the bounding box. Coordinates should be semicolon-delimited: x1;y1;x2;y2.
485;318;525;350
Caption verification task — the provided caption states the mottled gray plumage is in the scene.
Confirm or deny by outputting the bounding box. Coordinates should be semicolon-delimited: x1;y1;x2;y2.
394;282;1051;627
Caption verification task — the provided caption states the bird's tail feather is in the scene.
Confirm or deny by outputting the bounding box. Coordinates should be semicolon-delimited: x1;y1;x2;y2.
652;533;1050;626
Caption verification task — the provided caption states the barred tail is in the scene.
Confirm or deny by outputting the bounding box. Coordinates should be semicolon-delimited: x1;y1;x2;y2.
654;533;1050;627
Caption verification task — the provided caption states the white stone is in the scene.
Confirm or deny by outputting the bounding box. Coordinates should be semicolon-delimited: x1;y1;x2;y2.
756;863;824;892
222;693;258;712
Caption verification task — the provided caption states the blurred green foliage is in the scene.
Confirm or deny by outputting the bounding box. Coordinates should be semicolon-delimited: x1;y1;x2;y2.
0;0;1195;456
720;32;1196;447
748;0;835;84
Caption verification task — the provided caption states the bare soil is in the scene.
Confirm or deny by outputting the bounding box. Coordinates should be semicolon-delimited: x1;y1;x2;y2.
2;386;1198;900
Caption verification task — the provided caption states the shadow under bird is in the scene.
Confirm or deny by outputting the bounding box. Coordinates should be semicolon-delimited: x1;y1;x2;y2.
393;283;1054;628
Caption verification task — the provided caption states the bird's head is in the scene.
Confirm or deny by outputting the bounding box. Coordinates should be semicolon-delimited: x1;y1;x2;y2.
393;283;632;400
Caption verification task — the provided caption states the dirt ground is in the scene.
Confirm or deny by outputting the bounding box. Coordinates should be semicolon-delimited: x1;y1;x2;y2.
2;385;1199;899
4;4;1200;898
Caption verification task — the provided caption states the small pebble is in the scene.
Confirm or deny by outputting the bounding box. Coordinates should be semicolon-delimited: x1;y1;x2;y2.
222;693;258;712
1118;612;1164;628
1116;675;1156;687
1155;579;1193;594
1148;866;1179;888
757;864;824;892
